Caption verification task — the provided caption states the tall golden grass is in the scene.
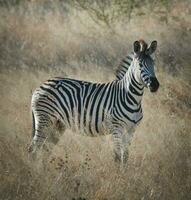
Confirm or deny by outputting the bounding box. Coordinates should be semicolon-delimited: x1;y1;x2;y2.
0;1;190;200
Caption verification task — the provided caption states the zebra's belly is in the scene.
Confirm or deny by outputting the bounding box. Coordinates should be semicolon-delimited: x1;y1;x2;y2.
68;111;111;136
68;111;143;136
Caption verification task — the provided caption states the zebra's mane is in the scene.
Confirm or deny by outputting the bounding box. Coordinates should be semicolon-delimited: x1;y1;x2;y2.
115;52;134;80
115;40;148;80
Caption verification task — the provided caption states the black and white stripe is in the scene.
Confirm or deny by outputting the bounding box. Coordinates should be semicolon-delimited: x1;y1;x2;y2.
115;52;134;80
29;40;159;165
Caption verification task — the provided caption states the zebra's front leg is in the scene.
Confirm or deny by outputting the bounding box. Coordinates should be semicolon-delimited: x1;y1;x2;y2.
121;131;134;164
112;126;125;167
112;128;134;167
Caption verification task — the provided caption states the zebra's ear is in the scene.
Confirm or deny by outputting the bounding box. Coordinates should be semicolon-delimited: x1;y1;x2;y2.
133;41;141;54
146;40;157;55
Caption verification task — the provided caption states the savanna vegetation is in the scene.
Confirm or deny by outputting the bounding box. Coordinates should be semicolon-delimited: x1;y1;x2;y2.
0;0;190;199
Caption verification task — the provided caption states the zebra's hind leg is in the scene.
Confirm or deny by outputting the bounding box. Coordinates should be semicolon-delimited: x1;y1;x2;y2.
28;111;65;159
28;112;53;157
50;118;65;144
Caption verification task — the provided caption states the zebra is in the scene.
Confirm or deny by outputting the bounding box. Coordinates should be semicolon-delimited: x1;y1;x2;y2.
28;40;159;165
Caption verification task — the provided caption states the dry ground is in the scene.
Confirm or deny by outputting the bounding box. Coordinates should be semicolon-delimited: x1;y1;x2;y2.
0;1;191;200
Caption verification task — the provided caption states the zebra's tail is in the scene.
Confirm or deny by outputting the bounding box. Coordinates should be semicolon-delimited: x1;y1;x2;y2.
32;111;35;138
28;110;36;153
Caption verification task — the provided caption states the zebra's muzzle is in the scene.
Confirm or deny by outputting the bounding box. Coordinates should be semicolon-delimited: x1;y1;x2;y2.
148;77;159;92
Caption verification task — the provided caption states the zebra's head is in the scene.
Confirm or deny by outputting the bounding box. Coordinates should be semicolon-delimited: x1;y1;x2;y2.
132;40;159;93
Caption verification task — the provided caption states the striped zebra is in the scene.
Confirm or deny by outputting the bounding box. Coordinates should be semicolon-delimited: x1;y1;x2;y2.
28;40;159;165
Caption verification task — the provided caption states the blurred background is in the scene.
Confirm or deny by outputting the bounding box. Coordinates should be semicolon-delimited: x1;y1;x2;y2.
0;0;190;199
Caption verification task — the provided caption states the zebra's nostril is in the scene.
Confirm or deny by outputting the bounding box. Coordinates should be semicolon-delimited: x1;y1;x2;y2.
149;77;159;92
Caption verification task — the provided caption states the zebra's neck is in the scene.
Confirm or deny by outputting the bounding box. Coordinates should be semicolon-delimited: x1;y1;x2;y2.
120;68;144;107
115;52;134;80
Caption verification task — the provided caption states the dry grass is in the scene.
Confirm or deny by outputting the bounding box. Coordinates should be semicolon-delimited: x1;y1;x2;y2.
0;1;191;200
